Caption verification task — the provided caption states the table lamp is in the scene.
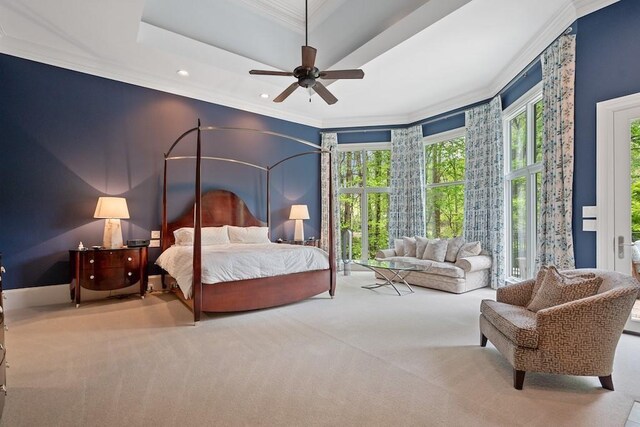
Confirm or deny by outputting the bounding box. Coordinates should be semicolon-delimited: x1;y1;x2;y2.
94;197;130;248
289;204;310;241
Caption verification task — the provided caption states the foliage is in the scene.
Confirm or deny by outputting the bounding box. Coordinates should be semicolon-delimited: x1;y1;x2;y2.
631;119;640;240
425;137;465;238
339;150;390;259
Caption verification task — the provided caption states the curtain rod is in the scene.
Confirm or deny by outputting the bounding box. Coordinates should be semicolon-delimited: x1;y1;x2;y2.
324;25;574;137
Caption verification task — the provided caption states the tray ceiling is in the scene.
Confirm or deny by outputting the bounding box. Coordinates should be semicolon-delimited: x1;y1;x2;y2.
0;0;619;128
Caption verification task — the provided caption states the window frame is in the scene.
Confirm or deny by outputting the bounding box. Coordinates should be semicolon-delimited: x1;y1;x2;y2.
423;127;466;239
503;82;543;282
337;142;391;260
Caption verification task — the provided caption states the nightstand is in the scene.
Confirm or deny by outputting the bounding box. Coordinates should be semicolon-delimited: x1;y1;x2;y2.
278;239;320;248
69;247;148;307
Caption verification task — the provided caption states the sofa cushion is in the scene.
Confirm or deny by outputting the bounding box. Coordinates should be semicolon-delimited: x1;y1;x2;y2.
415;236;430;259
403;236;417;257
394;239;405;256
423;239;447;262
527;266;602;312
480;300;539;349
457;241;482;259
445;236;465;262
412;259;464;278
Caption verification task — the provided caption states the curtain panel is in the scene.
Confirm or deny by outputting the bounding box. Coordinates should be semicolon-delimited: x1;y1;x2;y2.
388;125;426;242
464;96;505;288
321;132;340;265
536;34;576;270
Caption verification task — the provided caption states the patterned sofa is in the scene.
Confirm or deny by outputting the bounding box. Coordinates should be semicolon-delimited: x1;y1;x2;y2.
480;268;639;390
375;248;492;293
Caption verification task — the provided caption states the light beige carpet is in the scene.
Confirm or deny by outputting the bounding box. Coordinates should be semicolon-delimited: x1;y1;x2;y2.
1;272;639;426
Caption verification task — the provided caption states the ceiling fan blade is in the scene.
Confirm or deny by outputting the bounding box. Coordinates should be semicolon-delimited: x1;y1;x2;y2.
249;70;295;77
273;82;300;103
312;81;338;105
319;69;364;80
302;45;317;69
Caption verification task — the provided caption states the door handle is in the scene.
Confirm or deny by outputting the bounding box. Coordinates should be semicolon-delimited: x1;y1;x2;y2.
618;235;635;259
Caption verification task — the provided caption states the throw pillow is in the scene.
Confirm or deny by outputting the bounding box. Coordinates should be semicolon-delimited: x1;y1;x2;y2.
403;236;417;257
227;226;270;244
394;239;405;256
456;241;482;259
415;236;430;259
526;266;602;312
528;266;595;306
423;239;447;262
445;236;465;262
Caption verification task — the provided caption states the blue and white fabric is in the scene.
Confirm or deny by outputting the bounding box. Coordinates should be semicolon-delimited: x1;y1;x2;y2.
464;96;504;288
536;35;576;270
388;126;425;241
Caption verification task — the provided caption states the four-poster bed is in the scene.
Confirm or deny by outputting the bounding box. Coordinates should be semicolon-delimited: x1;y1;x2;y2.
158;121;336;323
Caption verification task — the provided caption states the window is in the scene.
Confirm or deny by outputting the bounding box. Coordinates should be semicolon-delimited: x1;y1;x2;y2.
504;84;543;280
339;145;391;260
424;129;465;238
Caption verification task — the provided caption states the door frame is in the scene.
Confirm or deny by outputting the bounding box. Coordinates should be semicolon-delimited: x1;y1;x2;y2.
595;92;640;270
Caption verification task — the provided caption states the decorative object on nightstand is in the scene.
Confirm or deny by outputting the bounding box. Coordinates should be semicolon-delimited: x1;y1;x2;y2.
289;204;310;241
69;246;148;307
94;197;130;249
277;238;320;247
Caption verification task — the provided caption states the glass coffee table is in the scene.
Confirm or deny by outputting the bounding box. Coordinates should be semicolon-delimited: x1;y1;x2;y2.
354;259;419;296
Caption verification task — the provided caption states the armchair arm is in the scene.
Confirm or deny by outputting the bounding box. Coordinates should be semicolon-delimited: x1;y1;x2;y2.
535;286;639;374
454;255;492;273
496;279;535;307
376;249;397;259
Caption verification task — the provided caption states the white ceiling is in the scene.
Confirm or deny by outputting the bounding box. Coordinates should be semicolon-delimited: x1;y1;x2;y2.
0;0;618;128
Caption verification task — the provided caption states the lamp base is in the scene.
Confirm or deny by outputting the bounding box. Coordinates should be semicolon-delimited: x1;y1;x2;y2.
103;218;124;249
294;219;305;241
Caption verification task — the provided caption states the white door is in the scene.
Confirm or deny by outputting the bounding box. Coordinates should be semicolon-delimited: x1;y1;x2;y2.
596;94;640;333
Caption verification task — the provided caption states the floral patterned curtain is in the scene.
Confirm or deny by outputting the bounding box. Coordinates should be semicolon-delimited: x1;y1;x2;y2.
321;132;340;264
464;96;504;288
388;125;425;241
536;35;576;270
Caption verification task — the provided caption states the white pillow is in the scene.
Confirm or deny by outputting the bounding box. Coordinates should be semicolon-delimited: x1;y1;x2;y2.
457;241;482;259
402;236;417;257
394;239;405;256
228;226;270;243
173;226;230;246
415;236;430;259
173;227;194;246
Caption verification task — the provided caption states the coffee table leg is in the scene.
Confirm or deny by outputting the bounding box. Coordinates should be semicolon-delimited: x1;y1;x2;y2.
361;267;412;296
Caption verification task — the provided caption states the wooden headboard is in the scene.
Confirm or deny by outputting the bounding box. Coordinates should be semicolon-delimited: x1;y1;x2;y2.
162;190;267;249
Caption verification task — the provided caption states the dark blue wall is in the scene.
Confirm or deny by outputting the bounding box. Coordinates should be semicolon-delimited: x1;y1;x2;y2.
0;54;321;289
573;0;640;267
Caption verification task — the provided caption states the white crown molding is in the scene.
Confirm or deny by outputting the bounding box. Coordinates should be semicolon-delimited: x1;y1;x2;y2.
574;0;619;17
319;87;493;129
0;35;323;128
235;0;331;34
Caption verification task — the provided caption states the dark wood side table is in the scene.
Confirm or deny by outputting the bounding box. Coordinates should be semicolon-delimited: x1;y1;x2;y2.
69;247;148;307
278;239;320;248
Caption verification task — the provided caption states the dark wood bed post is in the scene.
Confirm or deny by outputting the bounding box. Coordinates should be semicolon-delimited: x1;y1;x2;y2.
266;169;271;239
193;120;203;323
328;148;336;297
161;157;168;288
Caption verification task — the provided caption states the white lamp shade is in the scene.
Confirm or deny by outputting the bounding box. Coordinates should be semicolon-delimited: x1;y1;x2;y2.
94;197;130;219
289;204;310;220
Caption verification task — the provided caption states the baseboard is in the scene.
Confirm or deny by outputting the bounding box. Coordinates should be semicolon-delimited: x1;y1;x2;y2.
4;275;162;311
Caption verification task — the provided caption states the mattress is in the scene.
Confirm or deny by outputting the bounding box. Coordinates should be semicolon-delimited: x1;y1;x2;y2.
155;243;330;299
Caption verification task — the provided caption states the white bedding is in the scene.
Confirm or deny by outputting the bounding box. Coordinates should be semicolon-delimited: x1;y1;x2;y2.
155;243;330;299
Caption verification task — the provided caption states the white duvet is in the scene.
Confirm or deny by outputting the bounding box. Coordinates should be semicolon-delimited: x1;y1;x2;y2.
155;243;330;299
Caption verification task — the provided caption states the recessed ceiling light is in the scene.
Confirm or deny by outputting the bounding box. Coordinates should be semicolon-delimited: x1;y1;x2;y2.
260;93;269;99
176;69;189;77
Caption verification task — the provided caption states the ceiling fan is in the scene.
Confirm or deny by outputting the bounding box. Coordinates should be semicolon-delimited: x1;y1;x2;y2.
249;0;364;105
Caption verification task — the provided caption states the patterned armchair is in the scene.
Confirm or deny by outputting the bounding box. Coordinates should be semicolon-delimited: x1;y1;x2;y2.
480;269;639;390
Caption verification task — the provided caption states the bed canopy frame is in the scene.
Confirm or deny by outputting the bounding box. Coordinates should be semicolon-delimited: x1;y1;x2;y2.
162;120;336;322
